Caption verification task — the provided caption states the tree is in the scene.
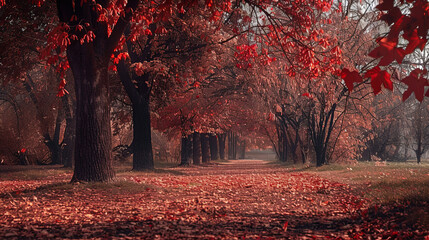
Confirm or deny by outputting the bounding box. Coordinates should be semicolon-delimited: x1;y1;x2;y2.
411;101;429;163
53;0;140;182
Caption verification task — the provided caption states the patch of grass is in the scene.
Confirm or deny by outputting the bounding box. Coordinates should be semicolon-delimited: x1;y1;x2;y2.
366;177;429;204
26;178;156;195
0;165;71;181
300;162;429;205
155;161;180;168
212;159;230;163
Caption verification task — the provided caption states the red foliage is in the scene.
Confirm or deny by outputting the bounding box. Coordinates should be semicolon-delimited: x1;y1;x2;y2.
342;0;429;101
341;69;362;92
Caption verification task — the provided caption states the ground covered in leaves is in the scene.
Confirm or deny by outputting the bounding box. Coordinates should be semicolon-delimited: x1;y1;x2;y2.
0;160;428;239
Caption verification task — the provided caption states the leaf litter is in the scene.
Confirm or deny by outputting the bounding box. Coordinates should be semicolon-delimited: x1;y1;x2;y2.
0;160;427;239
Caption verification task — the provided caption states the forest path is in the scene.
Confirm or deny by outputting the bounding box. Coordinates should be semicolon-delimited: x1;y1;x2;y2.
0;160;423;239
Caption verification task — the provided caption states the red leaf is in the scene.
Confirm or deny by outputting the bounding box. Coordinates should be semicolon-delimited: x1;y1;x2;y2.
376;0;394;11
283;221;288;231
402;69;429;102
364;67;392;95
56;78;69;97
20;148;26;153
403;29;427;54
380;7;402;25
302;92;312;98
341;68;363;92
369;38;405;66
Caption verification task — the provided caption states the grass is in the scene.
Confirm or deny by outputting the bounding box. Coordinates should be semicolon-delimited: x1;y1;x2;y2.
0;165;71;181
299;161;429;205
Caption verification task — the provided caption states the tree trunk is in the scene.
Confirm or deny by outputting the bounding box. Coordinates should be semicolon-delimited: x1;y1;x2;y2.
193;132;201;165
62;95;75;168
62;115;75;168
131;99;154;170
278;128;288;162
228;132;238;160
23;74;63;165
69;58;114;182
315;144;326;167
209;134;219;160
180;136;190;166
218;133;226;160
116;24;156;171
186;134;193;164
239;140;246;159
416;151;422;164
228;132;233;160
45;107;63;165
58;0;138;182
201;133;210;163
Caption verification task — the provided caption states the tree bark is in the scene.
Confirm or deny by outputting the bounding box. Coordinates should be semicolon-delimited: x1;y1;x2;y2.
201;133;210;163
228;131;238;160
131;99;154;170
186;134;193;164
209;134;219;160
116;24;157;171
68;52;114;182
308;103;336;167
61;95;75;168
239;139;246;159
180;136;190;166
23;74;63;165
218;133;226;160
57;0;139;182
193;132;201;165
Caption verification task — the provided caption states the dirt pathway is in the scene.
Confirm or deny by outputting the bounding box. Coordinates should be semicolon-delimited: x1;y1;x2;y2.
0;160;426;239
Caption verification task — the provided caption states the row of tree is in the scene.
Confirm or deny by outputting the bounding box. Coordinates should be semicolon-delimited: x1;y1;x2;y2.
0;0;428;182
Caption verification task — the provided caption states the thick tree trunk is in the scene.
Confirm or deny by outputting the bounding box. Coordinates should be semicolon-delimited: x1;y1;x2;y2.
201;133;210;163
209;134;219;160
193;132;201;165
218;133;226;160
116;24;156;171
315;145;326;167
58;0;138;182
186;134;193;164
228;132;238;160
117;63;154;170
68;46;114;182
239;140;246;159
180;136;190;166
131;99;154;170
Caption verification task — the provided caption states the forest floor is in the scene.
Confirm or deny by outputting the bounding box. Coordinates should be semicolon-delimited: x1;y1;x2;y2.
0;160;428;239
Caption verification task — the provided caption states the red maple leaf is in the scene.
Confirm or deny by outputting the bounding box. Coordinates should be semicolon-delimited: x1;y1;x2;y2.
380;7;402;25
369;37;405;66
403;29;427;54
364;67;392;95
341;68;363;92
402;68;429;102
376;0;394;11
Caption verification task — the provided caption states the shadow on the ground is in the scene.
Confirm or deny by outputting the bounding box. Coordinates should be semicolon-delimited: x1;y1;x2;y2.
0;213;360;239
